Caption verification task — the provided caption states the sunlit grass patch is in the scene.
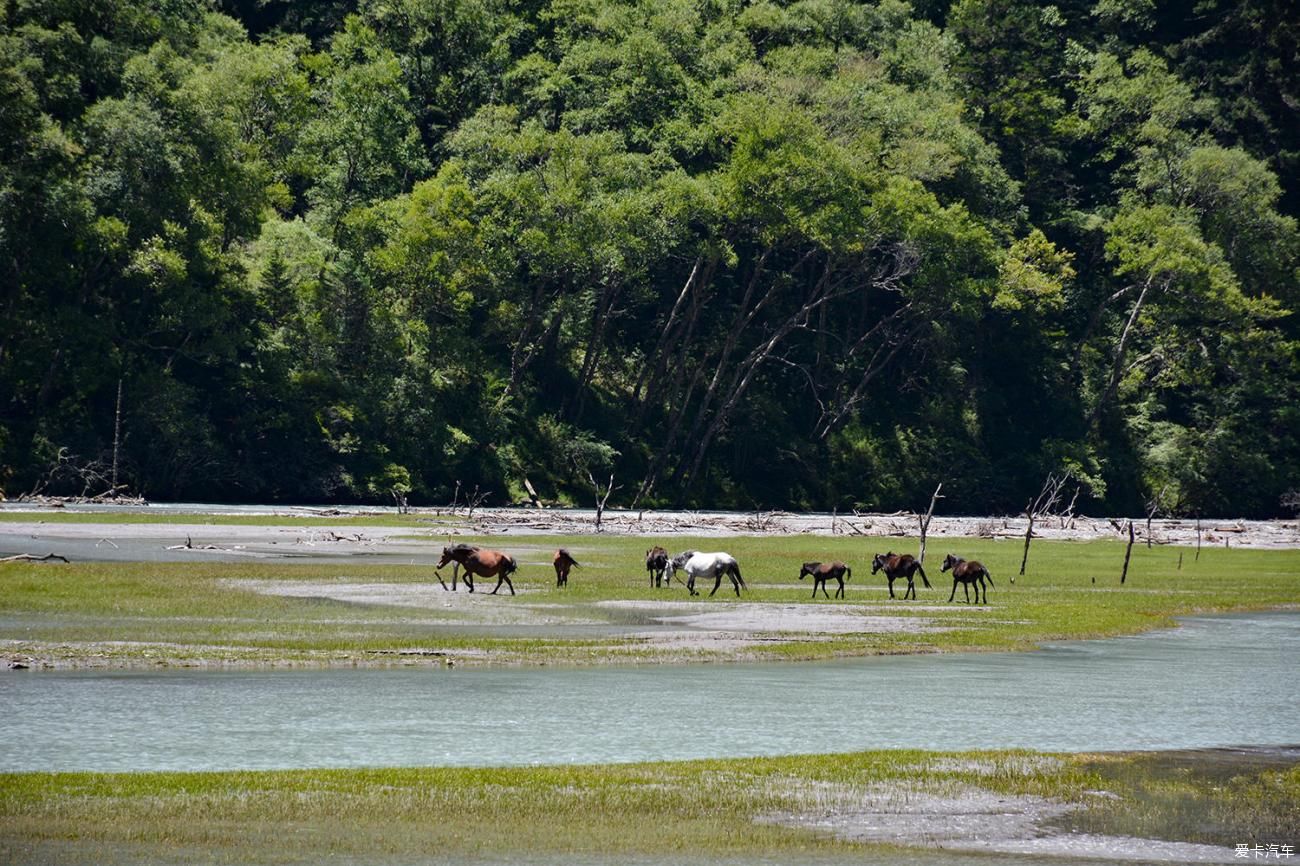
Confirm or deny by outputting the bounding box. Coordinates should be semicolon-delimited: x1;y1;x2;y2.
1;533;1297;667
2;748;1293;863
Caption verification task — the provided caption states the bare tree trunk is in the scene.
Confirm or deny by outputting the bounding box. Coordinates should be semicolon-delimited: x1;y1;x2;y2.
586;470;619;532
634;254;705;410
1120;520;1136;584
917;483;943;565
1019;500;1035;581
1020;472;1072;579
570;282;623;420
1087;277;1155;433
1072;284;1137;380
112;378;123;493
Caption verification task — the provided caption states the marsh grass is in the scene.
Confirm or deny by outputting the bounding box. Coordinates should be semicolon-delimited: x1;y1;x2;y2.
2;749;1293;863
1;533;1298;666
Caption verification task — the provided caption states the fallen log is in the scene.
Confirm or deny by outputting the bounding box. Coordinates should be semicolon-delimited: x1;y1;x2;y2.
1;553;70;563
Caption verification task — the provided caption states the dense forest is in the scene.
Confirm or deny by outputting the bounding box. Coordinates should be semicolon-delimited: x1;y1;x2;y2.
2;0;1298;516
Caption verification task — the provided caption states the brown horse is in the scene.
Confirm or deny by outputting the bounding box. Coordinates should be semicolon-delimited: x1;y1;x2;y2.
941;554;993;604
553;548;579;588
436;544;518;595
871;552;931;600
799;561;852;599
645;546;669;587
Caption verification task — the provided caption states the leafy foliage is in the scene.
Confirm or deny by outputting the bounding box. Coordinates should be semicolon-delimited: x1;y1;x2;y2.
2;0;1296;516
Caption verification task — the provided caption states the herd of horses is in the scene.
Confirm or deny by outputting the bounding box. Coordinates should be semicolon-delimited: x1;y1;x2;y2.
435;543;994;603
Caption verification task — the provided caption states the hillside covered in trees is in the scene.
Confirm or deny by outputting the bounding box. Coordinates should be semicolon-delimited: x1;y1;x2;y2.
3;0;1298;516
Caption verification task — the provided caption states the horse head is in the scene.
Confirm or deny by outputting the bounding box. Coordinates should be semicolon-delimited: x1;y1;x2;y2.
799;561;819;580
871;553;887;574
436;547;456;569
941;553;961;572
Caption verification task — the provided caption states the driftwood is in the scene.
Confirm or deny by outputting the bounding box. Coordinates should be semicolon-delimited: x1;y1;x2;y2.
1;553;69;563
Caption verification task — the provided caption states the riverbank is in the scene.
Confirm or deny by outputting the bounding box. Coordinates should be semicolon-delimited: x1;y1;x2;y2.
2;747;1294;864
4;502;1299;548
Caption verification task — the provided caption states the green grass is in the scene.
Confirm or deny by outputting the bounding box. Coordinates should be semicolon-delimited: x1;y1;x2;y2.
1;533;1297;666
1;748;1294;864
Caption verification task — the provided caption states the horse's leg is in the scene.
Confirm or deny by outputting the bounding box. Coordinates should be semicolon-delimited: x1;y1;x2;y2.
464;567;475;593
948;580;957;602
709;572;723;597
887;577;896;599
979;579;987;604
452;562;459;591
835;578;844;599
963;582;972;604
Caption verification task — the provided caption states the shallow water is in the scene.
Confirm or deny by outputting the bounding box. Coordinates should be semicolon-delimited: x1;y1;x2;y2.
2;612;1296;773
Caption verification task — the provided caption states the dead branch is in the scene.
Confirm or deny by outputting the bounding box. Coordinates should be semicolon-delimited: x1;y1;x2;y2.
1;553;70;563
917;482;944;565
1020;472;1073;579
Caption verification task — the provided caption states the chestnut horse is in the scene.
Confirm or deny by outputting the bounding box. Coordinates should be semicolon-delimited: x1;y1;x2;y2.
645;546;669;587
553;548;579;588
941;553;993;604
436;543;518;595
799;561;852;599
871;552;931;600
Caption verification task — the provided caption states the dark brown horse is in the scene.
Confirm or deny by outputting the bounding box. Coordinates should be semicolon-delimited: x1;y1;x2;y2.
799;561;852;599
436;544;518;595
645;545;669;587
941;554;993;604
871;552;931;600
553;548;579;588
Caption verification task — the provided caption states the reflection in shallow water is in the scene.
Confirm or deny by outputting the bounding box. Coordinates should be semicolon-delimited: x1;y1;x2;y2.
1;613;1296;773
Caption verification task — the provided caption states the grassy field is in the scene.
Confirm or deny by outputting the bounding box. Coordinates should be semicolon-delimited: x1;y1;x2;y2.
1;532;1298;666
1;748;1295;864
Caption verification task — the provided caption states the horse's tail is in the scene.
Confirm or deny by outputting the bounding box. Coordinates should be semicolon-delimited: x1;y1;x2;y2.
731;562;746;589
504;555;518;576
917;563;932;589
845;566;852;582
982;566;993;587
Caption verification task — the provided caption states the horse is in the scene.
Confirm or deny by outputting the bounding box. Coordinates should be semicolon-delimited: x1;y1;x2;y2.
799;561;852;599
941;553;993;604
553;548;579;588
436;544;518;595
871;552;932;600
645;545;669;587
667;551;746;597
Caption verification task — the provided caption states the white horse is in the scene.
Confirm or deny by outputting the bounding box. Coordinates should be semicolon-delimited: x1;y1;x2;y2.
667;550;746;597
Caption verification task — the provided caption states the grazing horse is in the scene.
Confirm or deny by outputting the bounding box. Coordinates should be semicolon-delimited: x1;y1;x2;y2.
645;545;669;588
553;548;579;588
799;561;852;599
667;551;746;597
871;552;932;600
436;544;518;595
941;554;993;604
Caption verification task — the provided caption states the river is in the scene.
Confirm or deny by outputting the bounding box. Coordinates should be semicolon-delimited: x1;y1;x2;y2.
2;611;1296;773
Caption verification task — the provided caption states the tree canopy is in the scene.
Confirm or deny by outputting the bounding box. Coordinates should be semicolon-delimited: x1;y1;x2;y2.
3;0;1297;516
